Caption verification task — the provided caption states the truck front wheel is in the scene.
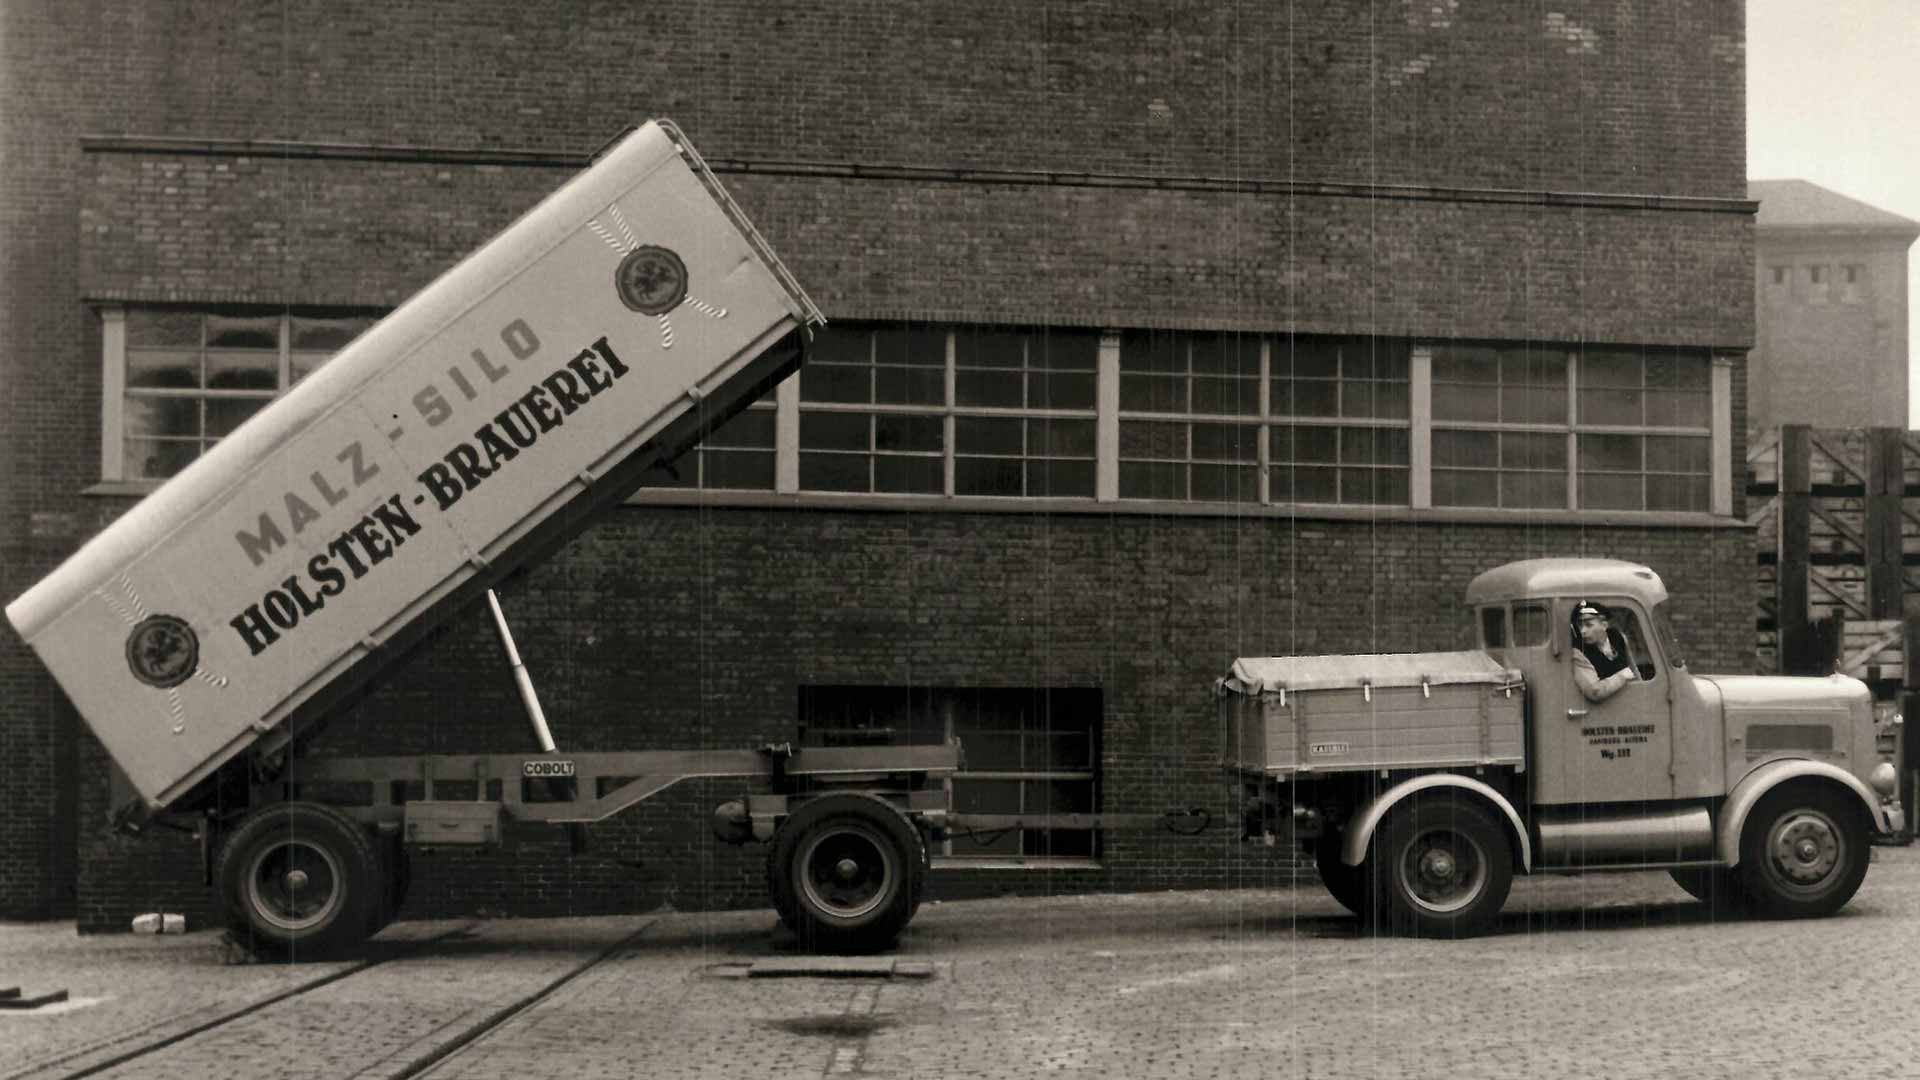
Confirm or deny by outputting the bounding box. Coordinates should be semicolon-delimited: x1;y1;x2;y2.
1736;784;1869;919
768;794;920;954
214;801;380;960
1377;796;1513;938
1313;838;1374;922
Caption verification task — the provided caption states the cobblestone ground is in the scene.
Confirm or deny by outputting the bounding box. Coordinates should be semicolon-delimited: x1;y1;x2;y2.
8;849;1920;1079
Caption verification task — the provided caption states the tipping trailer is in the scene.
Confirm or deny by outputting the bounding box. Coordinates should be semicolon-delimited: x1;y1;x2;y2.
6;121;957;958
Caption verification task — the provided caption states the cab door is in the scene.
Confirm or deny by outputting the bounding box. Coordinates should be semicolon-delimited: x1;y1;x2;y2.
1531;597;1676;806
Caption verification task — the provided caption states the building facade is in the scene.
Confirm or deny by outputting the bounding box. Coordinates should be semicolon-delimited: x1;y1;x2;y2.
2;1;1757;929
1746;179;1918;435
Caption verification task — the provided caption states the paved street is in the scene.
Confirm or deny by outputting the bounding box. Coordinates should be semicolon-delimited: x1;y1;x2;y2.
8;847;1920;1079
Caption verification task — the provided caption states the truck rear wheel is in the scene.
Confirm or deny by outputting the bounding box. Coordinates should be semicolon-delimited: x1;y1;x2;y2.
1377;796;1513;938
768;794;919;954
215;802;380;961
1736;784;1869;919
1313;838;1374;921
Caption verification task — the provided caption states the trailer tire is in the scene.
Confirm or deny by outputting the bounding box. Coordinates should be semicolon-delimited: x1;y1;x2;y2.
1668;867;1744;915
215;802;380;961
370;833;411;935
1736;783;1869;920
768;794;919;954
1377;796;1512;938
1313;839;1374;921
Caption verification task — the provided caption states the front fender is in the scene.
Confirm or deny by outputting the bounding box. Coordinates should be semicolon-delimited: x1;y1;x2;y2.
1340;773;1532;873
1718;759;1890;867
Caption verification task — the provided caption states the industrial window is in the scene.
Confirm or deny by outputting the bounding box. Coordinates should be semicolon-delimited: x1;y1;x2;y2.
643;394;777;492
1271;338;1411;505
1575;348;1712;512
1807;264;1830;304
798;685;1101;865
952;326;1098;498
1431;343;1568;509
1769;265;1788;286
101;306;374;482
1118;330;1262;502
1841;264;1865;304
798;324;947;494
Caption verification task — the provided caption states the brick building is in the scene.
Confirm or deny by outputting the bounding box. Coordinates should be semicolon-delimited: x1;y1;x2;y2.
2;2;1757;930
1746;179;1919;435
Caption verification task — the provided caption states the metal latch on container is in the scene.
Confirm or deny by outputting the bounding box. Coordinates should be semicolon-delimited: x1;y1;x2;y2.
1421;678;1431;699
1362;682;1372;703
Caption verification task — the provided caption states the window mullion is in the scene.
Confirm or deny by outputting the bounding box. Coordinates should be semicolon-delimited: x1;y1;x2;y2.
944;331;956;497
101;308;127;482
1411;346;1432;509
1711;354;1733;516
1097;332;1120;502
1566;349;1580;510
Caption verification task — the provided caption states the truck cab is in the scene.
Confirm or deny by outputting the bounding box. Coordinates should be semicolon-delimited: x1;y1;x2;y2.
1227;557;1905;937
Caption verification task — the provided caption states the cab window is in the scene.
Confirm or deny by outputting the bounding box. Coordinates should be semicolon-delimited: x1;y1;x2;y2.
1512;602;1551;647
1480;606;1507;649
1598;604;1658;681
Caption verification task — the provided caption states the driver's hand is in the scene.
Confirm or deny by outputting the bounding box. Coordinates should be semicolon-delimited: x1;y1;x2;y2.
1624;667;1640;681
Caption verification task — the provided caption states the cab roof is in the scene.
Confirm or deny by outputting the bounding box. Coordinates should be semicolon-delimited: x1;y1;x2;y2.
1464;558;1669;608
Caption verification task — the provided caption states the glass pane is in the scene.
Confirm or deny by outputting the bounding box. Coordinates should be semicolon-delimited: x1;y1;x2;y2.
1339;381;1375;419
1120;374;1186;413
1579;433;1642;471
874;455;943;494
1032;330;1098;370
1028;731;1091;769
874;413;942;453
289;352;331;385
1268;424;1292;461
1027;459;1094;497
1501;349;1561;387
126;309;200;347
1191;376;1260;416
1029;371;1096;410
1434;430;1497;468
706;408;775;449
799;411;869;452
956;369;1024;408
206;396;270;437
1647;475;1710;512
1267;380;1292;416
1190;464;1259;502
1433;383;1498;422
127;350;201;389
123;438;200;480
1032;418;1095;458
702;449;775;490
123;395;199;438
1293;425;1337;463
1499;471;1568;508
1433;469;1499;507
1342;426;1408;465
1645;391;1710;429
205;313;278;349
1580;473;1644;510
1578;388;1643;426
1646;352;1711;390
1499;385;1567;424
954;327;1026;369
1646;435;1710;474
874;366;944;406
956;457;1024;496
872;326;945;367
799;363;870;404
1290;380;1339;417
956;416;1024;455
1119;421;1185;460
1285;342;1341;379
799;452;868;492
1482;607;1507;648
1371;382;1410;419
1191;423;1259;462
1581;349;1641;388
206;349;278;391
809;325;872;365
1285;465;1339;503
1433;346;1499;383
1119;461;1183;500
1362;343;1411;381
1190;333;1260;376
1341;467;1408;505
1501;432;1568;469
645;454;697;488
953;779;1023;814
1119;331;1184;373
290;315;372;352
1513;602;1552;646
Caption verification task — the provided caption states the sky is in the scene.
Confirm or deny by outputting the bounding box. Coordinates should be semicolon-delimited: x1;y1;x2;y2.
1745;0;1920;427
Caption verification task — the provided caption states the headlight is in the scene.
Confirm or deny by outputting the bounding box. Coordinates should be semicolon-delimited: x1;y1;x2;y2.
1870;761;1899;799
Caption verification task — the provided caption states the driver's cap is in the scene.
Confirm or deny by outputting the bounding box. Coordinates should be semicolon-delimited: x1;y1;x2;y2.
1572;601;1606;622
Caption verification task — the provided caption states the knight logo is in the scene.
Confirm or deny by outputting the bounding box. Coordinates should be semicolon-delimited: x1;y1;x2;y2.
614;245;689;315
125;614;199;689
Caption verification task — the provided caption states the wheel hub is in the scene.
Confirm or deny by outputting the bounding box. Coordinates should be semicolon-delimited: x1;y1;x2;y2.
1772;814;1840;884
285;869;310;891
1400;830;1487;914
1419;849;1457;884
835;858;861;881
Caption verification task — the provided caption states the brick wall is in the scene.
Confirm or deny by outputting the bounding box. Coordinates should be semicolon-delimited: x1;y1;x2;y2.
74;508;1755;930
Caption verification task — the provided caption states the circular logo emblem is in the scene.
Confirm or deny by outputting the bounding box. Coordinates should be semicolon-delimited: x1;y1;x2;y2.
614;245;689;315
126;614;199;689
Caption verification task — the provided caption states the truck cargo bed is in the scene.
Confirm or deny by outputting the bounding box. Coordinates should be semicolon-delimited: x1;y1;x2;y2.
7;121;821;813
1218;651;1526;776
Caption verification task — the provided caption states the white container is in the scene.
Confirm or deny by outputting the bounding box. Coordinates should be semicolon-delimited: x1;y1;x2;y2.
131;912;187;934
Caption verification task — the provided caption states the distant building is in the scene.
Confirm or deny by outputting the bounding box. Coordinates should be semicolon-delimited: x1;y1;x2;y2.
1748;180;1919;435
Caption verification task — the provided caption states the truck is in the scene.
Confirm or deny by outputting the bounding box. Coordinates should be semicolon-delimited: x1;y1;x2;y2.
1221;557;1907;936
6;120;957;959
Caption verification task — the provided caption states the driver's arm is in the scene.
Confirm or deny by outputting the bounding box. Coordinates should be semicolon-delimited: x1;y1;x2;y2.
1573;650;1639;703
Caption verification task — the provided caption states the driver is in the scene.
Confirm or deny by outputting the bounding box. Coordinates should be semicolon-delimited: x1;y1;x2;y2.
1571;600;1638;702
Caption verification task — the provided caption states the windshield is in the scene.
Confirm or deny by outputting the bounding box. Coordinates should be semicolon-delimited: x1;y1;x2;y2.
1652;600;1686;669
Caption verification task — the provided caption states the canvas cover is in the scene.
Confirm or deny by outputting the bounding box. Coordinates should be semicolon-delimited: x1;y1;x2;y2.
1221;650;1523;697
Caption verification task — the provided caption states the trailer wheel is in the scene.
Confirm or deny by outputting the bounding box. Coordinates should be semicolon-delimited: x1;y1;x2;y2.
1736;784;1869;919
370;832;411;935
215;802;380;961
1668;867;1744;915
768;794;919;954
1313;838;1374;921
1377;796;1513;938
